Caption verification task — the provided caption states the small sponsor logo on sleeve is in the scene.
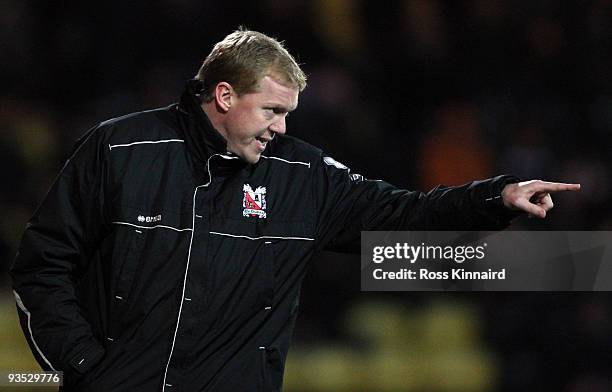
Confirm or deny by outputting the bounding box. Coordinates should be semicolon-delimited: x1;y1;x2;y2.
323;156;348;170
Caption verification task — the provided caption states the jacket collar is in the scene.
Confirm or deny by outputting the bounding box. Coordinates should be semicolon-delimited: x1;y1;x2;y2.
177;79;238;167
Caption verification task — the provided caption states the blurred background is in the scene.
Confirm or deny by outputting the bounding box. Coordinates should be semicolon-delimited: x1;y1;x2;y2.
1;0;612;391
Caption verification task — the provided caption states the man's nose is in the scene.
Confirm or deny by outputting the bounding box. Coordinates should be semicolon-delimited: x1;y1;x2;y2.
269;116;286;135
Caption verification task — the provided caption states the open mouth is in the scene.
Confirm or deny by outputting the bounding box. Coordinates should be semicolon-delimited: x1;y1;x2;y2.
254;136;268;152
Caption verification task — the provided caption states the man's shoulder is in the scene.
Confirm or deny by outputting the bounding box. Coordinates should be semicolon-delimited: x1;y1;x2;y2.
94;105;180;145
265;135;323;167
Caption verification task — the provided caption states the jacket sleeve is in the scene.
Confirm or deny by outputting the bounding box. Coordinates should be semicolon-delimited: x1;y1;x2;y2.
313;154;521;253
10;126;108;377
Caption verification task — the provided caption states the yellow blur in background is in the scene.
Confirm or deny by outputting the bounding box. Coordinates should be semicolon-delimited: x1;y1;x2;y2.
285;300;496;391
1;292;494;392
0;290;57;392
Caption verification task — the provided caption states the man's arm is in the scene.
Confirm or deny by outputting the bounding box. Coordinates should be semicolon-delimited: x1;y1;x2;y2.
10;126;108;379
313;155;579;252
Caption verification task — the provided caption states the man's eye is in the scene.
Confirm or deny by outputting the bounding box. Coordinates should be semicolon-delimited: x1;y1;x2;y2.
265;108;289;116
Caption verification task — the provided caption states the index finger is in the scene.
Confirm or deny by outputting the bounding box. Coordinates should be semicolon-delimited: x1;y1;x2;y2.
530;181;581;193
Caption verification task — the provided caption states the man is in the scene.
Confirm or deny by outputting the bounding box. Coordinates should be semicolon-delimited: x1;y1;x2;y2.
11;28;579;391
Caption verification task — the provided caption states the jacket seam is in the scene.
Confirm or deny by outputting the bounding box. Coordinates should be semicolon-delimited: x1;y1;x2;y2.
108;139;185;150
260;155;311;167
112;221;193;232
209;231;314;241
13;290;57;371
161;154;218;391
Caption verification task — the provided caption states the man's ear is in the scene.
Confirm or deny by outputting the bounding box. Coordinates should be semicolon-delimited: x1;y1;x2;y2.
214;82;233;113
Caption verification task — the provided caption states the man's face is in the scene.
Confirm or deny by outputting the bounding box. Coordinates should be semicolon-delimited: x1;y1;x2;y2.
222;76;299;163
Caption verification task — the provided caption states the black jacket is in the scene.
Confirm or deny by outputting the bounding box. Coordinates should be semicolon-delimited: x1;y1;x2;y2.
11;81;519;391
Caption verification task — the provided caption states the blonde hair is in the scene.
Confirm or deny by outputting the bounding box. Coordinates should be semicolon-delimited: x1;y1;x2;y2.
195;28;307;102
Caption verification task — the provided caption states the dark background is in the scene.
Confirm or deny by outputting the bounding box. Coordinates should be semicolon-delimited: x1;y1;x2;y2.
2;1;611;391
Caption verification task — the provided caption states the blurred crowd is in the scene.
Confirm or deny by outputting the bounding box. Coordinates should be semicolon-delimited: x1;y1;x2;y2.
2;1;612;390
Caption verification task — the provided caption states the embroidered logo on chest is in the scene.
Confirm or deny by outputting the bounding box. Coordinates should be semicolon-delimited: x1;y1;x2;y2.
242;184;267;219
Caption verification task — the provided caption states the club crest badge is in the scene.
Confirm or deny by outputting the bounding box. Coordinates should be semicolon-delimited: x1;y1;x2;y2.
242;184;267;219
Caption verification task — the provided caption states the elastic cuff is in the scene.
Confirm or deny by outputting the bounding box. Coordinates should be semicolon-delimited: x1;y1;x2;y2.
485;175;523;225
